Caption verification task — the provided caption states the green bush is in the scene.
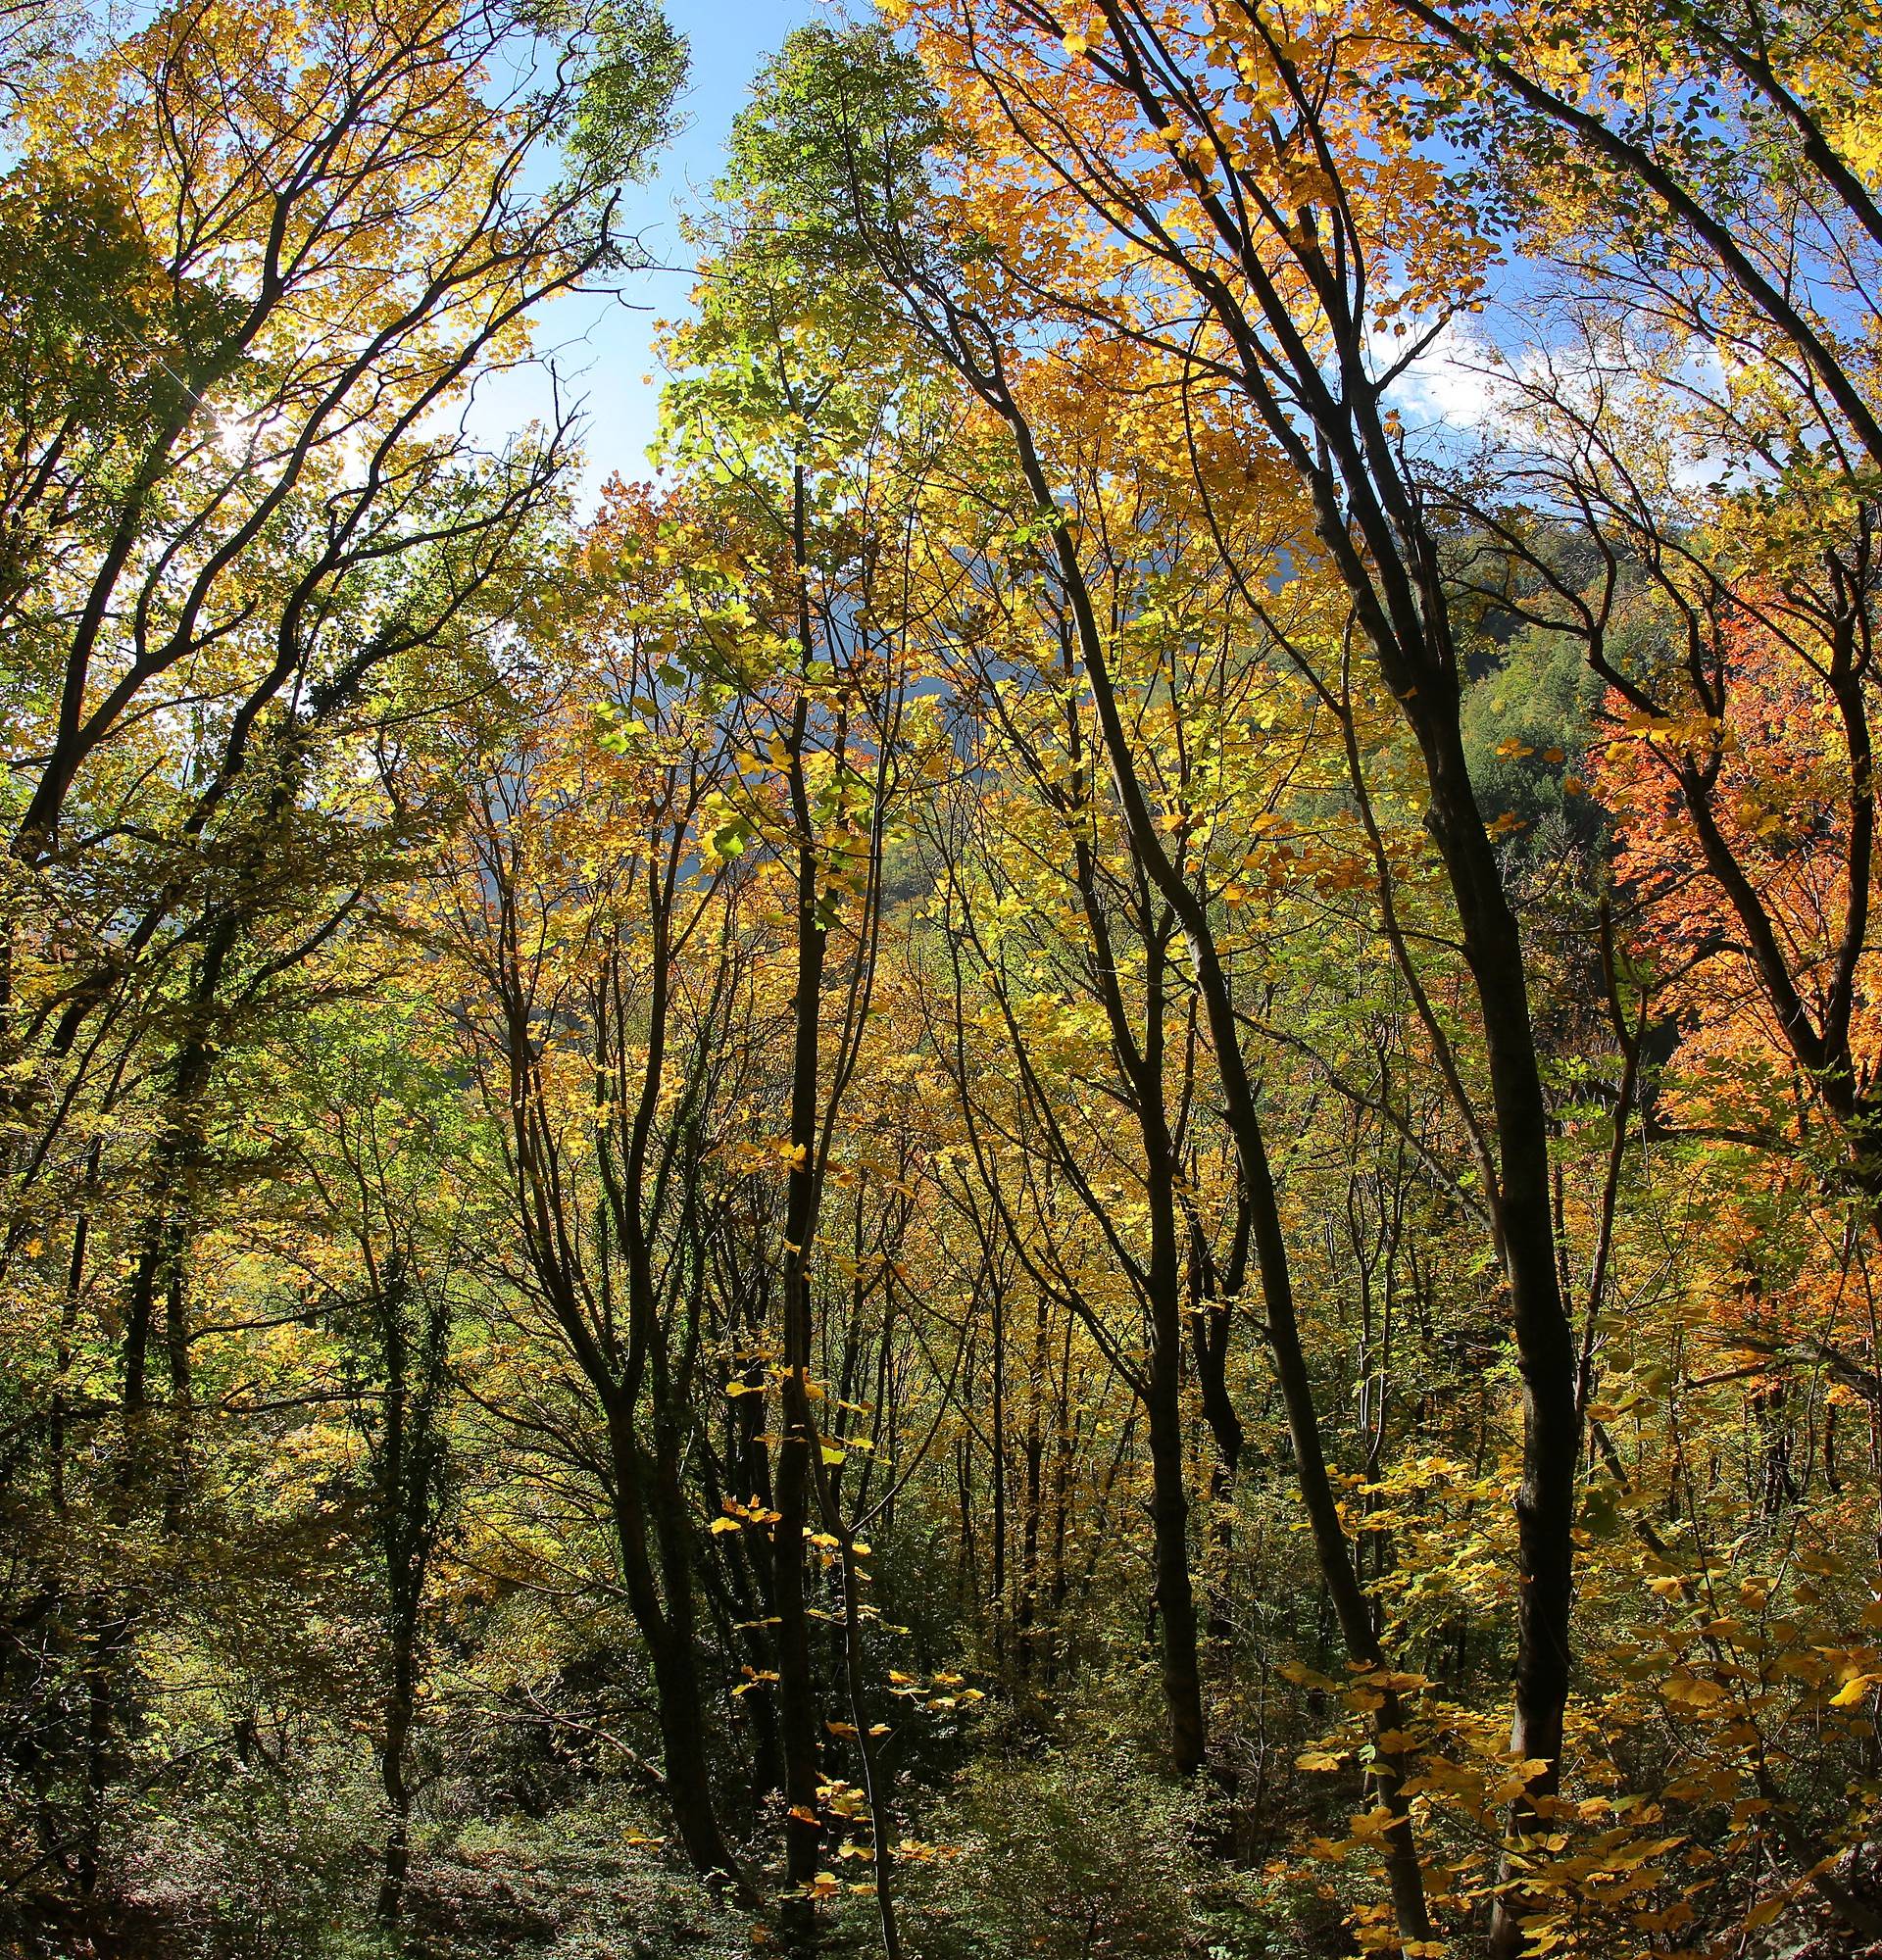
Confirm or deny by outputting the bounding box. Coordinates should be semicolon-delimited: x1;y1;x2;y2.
898;1744;1295;1960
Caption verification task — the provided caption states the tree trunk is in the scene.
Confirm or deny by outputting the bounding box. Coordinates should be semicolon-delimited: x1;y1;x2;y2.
1145;1323;1206;1778
377;1647;416;1922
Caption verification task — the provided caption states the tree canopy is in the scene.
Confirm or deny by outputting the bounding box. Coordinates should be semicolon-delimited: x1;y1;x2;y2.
5;2;1882;1957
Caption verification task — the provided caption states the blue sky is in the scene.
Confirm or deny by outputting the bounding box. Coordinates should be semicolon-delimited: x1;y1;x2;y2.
472;0;826;500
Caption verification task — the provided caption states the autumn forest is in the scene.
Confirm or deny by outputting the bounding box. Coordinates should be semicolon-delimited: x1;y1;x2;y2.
2;0;1880;1953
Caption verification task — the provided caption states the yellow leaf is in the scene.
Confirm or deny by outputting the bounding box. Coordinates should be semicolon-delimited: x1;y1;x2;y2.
1276;1661;1338;1690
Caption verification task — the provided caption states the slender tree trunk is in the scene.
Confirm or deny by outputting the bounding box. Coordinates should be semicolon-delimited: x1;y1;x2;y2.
1401;706;1581;1959
608;1465;745;1886
775;518;832;1946
990;1279;1008;1665
1140;1013;1207;1776
377;1643;417;1922
1145;1315;1206;1777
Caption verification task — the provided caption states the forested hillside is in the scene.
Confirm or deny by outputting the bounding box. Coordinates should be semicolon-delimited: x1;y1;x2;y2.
4;0;1882;1954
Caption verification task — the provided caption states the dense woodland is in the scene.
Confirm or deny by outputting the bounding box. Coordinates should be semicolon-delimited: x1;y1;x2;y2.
4;0;1882;1953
